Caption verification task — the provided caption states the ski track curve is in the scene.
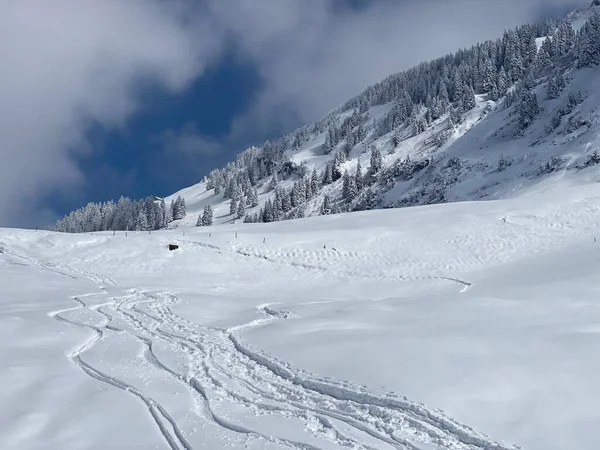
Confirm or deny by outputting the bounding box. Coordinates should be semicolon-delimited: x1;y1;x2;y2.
21;241;516;450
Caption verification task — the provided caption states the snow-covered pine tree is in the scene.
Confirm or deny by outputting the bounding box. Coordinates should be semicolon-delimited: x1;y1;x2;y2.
229;199;237;216
172;196;186;220
547;71;565;99
320;195;332;215
332;151;346;181
323;128;333;154
311;168;320;193
169;199;176;222
533;46;552;75
342;170;351;200
250;187;259;207
202;205;213;226
461;84;476;111
578;12;600;67
135;208;149;231
369;146;383;180
323;163;333;185
516;87;540;133
160;198;168;228
355;158;363;192
237;200;246;219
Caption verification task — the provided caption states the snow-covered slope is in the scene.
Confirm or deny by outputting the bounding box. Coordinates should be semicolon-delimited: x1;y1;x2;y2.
4;182;600;449
165;3;600;230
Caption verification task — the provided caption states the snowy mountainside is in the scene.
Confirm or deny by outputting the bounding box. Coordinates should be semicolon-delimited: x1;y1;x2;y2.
49;2;600;233
165;2;600;229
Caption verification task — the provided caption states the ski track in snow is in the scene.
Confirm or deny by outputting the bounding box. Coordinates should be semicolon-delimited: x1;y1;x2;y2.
31;245;516;450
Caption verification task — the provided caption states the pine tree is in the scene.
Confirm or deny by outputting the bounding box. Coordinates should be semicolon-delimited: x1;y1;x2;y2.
202;205;213;226
169;199;175;222
497;66;508;96
332;151;345;181
359;97;369;113
578;12;600;67
546;71;564;100
461;85;476;111
323;129;333;154
392;129;401;147
196;213;203;227
554;18;575;57
160;198;168;228
267;173;278;191
311;169;320;194
180;197;186;218
323;163;333;185
355;158;363;192
369;146;383;178
534;46;551;75
172;196;186;220
250;187;259;207
516;88;540;133
135;208;148;231
237;200;246;219
230;199;237;216
480;58;496;93
320;195;332;215
342;170;351;200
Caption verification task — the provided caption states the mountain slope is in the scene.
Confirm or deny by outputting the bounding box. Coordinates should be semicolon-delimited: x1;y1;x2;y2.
165;2;600;230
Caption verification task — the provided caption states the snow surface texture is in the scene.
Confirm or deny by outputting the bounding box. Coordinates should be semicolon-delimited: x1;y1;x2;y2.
4;181;600;450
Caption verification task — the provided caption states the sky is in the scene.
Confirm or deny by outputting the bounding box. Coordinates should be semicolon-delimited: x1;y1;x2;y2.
0;0;587;227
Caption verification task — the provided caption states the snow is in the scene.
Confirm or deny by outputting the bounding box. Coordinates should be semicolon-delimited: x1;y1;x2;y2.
4;181;600;449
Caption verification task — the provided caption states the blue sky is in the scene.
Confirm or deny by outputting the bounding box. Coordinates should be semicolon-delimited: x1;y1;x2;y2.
0;0;586;227
54;52;263;216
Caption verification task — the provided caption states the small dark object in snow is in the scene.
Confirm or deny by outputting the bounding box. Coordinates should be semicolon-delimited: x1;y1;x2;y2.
168;244;179;251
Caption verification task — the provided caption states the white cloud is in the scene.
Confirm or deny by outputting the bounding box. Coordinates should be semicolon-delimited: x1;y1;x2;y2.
0;0;221;226
206;0;586;143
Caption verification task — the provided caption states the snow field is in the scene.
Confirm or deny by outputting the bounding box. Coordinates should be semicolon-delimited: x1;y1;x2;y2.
4;182;600;449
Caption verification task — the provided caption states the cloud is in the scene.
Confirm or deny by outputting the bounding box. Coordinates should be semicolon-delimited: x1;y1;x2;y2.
0;0;221;226
157;122;225;158
205;0;586;143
